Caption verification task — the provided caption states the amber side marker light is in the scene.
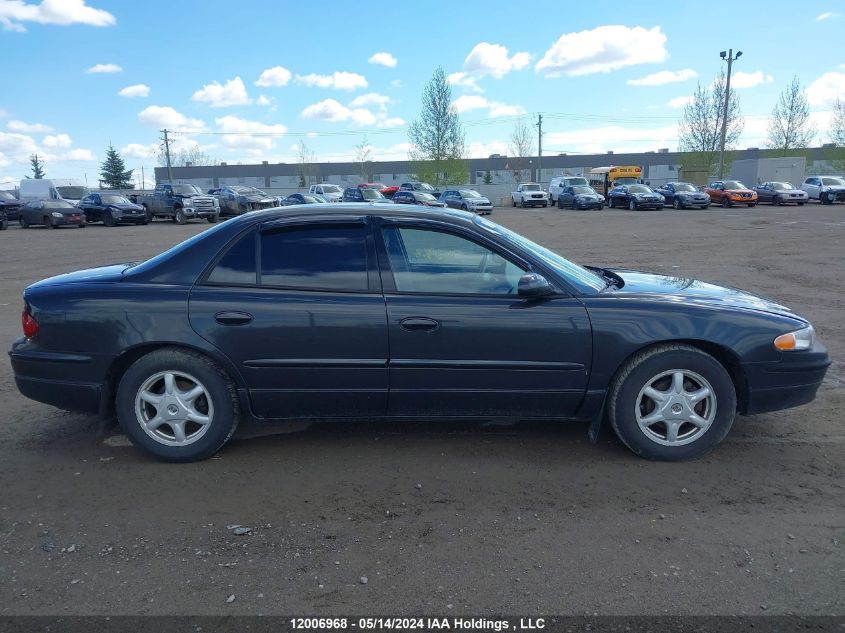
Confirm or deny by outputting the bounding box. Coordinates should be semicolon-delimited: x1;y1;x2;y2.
774;326;814;351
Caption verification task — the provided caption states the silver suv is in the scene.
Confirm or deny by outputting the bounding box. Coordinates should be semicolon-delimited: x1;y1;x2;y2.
800;176;845;204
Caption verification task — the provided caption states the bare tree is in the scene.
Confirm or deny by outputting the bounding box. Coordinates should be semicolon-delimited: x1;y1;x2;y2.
296;141;318;187
767;76;815;153
354;136;372;180
508;121;534;183
678;69;744;175
831;97;845;146
408;66;467;186
156;145;218;167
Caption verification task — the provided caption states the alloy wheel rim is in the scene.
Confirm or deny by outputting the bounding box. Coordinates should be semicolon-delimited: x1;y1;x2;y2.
635;369;717;447
134;371;214;446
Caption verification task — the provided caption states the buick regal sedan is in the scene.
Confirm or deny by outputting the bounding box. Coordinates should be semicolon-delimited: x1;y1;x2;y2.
10;206;829;462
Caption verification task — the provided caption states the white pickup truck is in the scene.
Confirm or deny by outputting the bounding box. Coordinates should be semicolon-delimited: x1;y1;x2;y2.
511;183;549;208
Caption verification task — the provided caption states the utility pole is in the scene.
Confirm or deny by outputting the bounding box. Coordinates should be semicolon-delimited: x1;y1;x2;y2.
161;128;173;183
718;49;742;179
536;114;543;184
140;165;145;191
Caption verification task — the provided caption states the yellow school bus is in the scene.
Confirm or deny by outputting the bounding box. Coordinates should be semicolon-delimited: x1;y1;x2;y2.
589;166;643;196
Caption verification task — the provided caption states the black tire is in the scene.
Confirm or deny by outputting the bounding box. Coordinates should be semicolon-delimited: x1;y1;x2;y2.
772;195;780;206
0;217;7;230
607;344;737;461
673;198;682;210
722;197;731;208
19;216;29;229
822;192;832;205
608;197;615;208
174;207;187;225
571;200;577;210
115;348;240;462
207;212;219;223
44;216;56;229
628;199;637;211
103;210;116;227
748;203;756;207
797;201;804;206
703;203;710;209
137;218;148;225
143;205;153;222
558;197;564;209
78;222;86;228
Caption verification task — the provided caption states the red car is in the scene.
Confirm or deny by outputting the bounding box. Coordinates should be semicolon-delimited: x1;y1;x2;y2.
359;183;399;199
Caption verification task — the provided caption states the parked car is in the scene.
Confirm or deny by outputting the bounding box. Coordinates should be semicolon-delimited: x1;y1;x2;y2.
399;182;442;198
10;206;829;463
19;199;86;228
0;209;6;230
800;176;845;204
705;180;758;208
512;183;549;208
342;187;391;203
607;184;665;210
549;176;589;206
754;182;808;206
19;178;89;206
78;193;147;226
440;189;493;214
392;190;445;207
359;182;400;199
133;184;220;224
654;182;711;209
379;185;400;199
0;190;24;221
308;184;343;202
283;193;327;205
208;186;278;216
556;185;604;210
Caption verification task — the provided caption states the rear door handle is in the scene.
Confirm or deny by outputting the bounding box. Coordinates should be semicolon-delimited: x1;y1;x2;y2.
400;316;440;332
215;311;253;326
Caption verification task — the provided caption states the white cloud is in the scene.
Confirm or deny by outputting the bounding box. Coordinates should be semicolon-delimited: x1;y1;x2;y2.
667;95;693;108
295;72;368;91
191;76;251;107
214;115;287;150
627;68;697;86
0;131;39;159
256;94;273;107
120;142;158;159
62;148;94;161
8;119;52;133
137;105;206;132
447;71;483;93
301;98;376;126
729;71;774;89
348;92;391;110
118;83;150;98
544;123;678;154
466;140;509;158
376;117;405;129
451;95;526;118
0;0;115;32
0;109;7;117
368;52;397;68
390;79;402;89
255;65;292;87
42;133;71;148
85;63;122;74
817;12;841;20
536;25;668;77
462;42;531;79
806;71;845;106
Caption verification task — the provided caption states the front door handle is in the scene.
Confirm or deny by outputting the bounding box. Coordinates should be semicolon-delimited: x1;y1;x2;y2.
400;316;440;332
215;311;253;326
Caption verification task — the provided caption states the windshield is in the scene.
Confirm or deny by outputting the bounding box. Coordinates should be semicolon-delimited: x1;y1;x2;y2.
565;178;588;186
0;191;16;200
416;183;435;191
821;177;845;186
231;186;264;195
172;184;202;195
56;186;88;199
414;193;437;201
321;185;342;193
614;177;638;185
521;184;541;191
44;200;75;209
301;195;325;203
572;186;595;195
628;185;651;193
474;216;605;294
770;182;794;190
673;183;697;192
361;189;385;200
100;194;131;204
723;180;747;190
460;190;482;198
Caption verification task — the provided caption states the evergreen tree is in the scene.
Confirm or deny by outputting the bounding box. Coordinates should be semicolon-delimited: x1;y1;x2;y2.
29;154;46;179
99;145;135;189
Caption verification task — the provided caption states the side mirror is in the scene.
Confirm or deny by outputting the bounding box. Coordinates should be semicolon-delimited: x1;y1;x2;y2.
518;272;554;298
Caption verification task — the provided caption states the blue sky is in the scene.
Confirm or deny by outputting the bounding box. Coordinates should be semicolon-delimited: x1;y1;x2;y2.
1;0;844;188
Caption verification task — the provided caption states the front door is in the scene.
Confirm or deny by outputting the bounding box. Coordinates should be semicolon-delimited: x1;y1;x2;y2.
377;222;592;418
189;219;389;419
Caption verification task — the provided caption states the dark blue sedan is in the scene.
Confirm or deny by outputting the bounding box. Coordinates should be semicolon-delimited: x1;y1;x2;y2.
10;206;829;462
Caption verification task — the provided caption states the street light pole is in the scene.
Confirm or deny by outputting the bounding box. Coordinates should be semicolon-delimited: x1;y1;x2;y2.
718;48;742;179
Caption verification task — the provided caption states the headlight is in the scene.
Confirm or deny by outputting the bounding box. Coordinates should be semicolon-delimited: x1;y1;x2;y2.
51;212;63;218
774;325;815;351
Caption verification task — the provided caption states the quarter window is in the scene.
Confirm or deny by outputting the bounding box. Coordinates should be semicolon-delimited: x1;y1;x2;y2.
382;227;525;295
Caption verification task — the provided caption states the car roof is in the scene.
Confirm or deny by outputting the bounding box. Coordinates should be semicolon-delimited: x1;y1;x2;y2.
233;203;476;225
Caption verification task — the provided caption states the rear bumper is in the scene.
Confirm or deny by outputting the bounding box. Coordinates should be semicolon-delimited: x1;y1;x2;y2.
742;344;831;415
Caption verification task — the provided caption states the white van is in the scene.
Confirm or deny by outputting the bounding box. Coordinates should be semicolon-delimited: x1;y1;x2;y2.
19;179;90;206
549;176;589;205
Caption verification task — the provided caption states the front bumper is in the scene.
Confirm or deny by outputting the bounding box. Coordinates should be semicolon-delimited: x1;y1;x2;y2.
521;197;548;206
469;204;494;214
184;205;219;218
678;196;710;207
115;211;147;223
574;199;603;209
741;342;831;415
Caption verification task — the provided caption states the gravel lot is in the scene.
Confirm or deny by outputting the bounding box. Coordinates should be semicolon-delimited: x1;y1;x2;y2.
0;203;842;616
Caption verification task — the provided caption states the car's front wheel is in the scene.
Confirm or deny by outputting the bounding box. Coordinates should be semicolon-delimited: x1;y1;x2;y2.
173;207;187;225
116;348;239;462
628;199;637;211
608;344;736;461
673;198;682;210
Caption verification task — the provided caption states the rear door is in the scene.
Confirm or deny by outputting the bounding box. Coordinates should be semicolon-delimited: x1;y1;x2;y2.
376;220;591;418
189;217;389;419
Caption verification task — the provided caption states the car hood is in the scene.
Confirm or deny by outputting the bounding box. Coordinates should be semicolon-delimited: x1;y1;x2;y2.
632;192;662;198
605;269;798;319
109;203;144;211
676;191;709;197
27;263;132;290
724;189;755;195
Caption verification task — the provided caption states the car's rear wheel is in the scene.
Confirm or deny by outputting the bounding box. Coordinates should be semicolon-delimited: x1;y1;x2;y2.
19;216;28;229
116;348;239;462
558;197;564;209
608;344;736;461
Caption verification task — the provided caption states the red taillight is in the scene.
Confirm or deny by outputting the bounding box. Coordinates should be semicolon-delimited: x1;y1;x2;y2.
22;310;39;338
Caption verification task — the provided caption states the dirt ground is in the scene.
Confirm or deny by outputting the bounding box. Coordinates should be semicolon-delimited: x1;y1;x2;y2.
0;203;842;616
